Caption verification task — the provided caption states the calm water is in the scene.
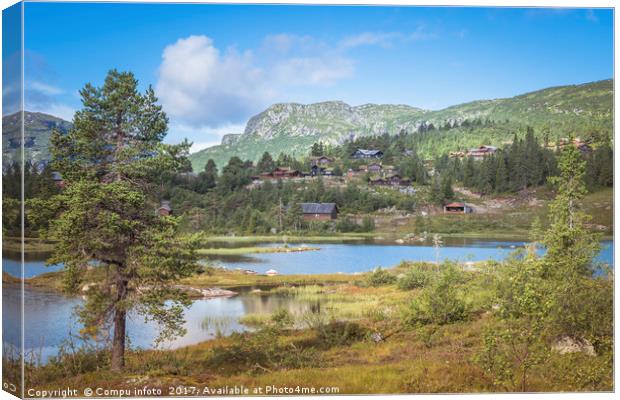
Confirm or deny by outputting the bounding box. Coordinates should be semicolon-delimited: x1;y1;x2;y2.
3;284;317;363
203;240;614;275
2;239;613;363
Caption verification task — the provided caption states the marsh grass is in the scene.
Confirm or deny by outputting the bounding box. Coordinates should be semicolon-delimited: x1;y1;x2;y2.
19;258;613;394
202;316;236;338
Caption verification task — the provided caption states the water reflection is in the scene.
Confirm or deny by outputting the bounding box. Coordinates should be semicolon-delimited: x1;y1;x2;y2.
3;285;318;363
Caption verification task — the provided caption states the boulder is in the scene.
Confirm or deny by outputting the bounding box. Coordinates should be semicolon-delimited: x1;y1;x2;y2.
370;332;384;343
552;336;596;356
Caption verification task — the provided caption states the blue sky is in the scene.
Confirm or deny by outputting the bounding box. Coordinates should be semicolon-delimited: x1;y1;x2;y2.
15;3;614;151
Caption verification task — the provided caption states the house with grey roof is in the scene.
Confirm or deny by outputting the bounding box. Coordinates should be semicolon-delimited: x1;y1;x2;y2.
351;149;384;159
299;202;338;221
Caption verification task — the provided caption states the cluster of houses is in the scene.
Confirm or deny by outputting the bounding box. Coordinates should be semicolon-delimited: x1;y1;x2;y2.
448;139;594;162
449;145;498;160
545;137;592;154
251;148;418;189
252;155;338;182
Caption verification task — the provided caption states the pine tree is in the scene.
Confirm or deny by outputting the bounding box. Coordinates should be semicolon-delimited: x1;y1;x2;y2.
542;145;600;278
196;159;217;193
441;173;454;201
286;201;304;231
44;70;199;370
430;174;444;205
257;151;275;173
494;153;509;193
463;157;475;187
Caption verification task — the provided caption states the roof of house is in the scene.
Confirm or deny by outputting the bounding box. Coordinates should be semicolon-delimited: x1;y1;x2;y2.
300;202;338;214
159;200;172;211
444;202;467;208
353;149;383;156
469;145;498;152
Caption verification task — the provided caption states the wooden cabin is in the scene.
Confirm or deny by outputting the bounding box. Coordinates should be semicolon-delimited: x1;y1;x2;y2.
310;156;333;167
351;149;384;159
158;200;173;216
300;203;338;221
467;145;498;160
443;202;473;214
260;167;301;179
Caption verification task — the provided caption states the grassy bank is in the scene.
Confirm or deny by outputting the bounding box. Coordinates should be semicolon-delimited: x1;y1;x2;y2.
23;261;612;394
182;269;354;289
3;237;57;253
376;188;613;240
23;265;356;292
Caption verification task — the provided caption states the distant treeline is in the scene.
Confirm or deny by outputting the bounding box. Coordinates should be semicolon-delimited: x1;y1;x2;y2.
433;130;613;195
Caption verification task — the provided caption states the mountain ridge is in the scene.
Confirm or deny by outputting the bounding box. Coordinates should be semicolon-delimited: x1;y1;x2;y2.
2;79;612;170
189;79;613;169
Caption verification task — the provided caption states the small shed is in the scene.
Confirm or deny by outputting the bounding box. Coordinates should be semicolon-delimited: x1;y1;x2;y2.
300;202;338;221
444;202;473;214
158;200;173;216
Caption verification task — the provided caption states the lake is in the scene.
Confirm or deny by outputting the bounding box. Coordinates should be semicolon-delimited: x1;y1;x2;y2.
2;284;319;364
2;238;613;363
202;239;614;275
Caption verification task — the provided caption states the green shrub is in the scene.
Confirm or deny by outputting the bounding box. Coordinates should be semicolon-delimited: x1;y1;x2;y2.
271;308;294;328
397;266;432;290
405;264;469;325
364;267;397;287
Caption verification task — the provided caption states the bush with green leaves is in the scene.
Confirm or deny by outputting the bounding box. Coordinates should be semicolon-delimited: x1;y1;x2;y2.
405;263;469;326
397;265;433;290
364;267;397;287
270;308;294;328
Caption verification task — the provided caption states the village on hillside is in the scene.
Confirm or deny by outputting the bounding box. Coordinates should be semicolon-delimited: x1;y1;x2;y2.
133;133;604;229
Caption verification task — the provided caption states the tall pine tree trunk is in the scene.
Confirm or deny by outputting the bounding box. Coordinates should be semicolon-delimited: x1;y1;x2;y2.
110;278;128;371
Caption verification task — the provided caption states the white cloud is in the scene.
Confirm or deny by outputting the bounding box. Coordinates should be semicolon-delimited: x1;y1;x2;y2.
156;35;272;128
29;102;75;121
586;9;599;23
340;27;436;50
264;34;355;87
409;25;437;42
273;56;355;87
29;81;64;96
340;32;401;49
167;121;246;154
156;34;356;128
156;28;437;146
